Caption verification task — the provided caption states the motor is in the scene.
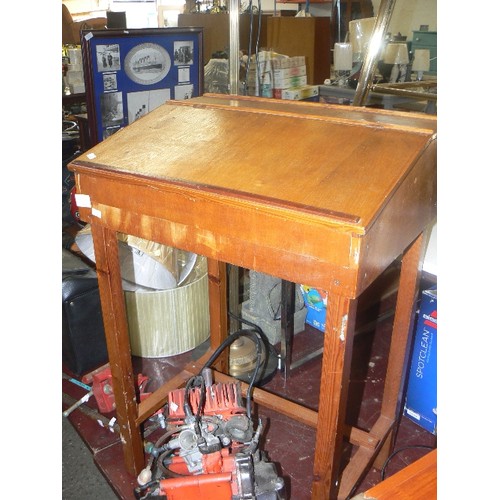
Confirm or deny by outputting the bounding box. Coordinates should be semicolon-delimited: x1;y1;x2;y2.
134;329;285;500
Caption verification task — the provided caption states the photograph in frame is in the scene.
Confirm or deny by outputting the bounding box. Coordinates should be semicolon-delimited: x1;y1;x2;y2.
81;28;203;147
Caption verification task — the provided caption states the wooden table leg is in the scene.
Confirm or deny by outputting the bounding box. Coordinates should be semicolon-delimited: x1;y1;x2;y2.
280;280;295;379
207;258;229;373
228;264;240;334
312;293;358;499
374;232;426;469
90;222;144;476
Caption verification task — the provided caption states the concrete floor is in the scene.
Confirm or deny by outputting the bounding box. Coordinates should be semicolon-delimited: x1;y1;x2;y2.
62;415;117;499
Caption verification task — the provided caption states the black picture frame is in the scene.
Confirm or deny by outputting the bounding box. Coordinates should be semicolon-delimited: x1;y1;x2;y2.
81;27;203;147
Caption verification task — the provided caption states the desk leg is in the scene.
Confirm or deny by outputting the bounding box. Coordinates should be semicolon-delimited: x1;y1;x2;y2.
374;232;426;469
280;280;295;379
207;258;229;373
228;265;240;334
312;293;357;499
90;223;144;476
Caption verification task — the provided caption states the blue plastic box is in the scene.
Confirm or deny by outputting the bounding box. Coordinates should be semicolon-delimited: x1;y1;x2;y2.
403;288;437;434
300;285;327;332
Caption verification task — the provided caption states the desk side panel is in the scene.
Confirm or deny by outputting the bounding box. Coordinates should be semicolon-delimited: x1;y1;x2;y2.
356;138;437;294
73;171;362;296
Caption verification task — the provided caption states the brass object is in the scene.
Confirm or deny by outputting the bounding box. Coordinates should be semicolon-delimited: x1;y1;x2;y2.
371;80;437;101
229;336;263;377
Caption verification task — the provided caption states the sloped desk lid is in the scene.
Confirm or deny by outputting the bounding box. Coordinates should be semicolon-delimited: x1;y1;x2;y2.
70;94;437;232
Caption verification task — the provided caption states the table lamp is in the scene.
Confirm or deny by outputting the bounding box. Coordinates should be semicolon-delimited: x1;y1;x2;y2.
412;48;430;81
383;42;409;83
333;42;353;87
349;18;376;63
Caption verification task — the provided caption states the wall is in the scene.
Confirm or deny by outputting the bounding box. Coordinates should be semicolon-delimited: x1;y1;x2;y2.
64;0;436;35
64;0;110;18
309;0;436;40
110;1;159;27
64;0;158;26
372;0;436;37
65;0;299;28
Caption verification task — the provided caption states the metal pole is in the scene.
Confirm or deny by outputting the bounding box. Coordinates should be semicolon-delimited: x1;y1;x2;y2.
229;0;240;95
352;0;397;107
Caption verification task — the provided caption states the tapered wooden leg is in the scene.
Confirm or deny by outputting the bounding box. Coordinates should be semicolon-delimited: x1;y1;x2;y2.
228;264;240;334
374;232;427;469
90;222;144;476
207;258;229;373
280;280;295;379
312;293;358;499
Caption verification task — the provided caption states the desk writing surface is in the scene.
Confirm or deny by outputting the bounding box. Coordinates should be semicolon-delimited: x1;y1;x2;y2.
70;95;436;296
72;95;436;231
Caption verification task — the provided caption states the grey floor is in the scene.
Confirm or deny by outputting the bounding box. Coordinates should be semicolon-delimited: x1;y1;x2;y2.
62;416;118;499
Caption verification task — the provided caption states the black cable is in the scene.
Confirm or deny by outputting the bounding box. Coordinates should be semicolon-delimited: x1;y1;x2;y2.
145;332;266;487
266;281;305;321
183;375;206;437
200;328;263;419
380;444;435;480
146;426;186;469
239;330;262;418
134;479;159;499
156;448;186;477
227;310;280;359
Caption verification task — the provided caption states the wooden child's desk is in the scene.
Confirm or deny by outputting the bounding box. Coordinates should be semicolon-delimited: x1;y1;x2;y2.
68;94;437;499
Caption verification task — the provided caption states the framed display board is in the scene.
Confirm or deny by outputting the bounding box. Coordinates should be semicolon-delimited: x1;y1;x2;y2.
81;28;203;147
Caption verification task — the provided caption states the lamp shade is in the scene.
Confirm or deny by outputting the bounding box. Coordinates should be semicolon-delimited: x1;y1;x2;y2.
349;17;376;54
412;49;430;72
333;43;353;71
383;43;409;65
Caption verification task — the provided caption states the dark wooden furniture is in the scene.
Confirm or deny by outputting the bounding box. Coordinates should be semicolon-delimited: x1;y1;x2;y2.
68;94;437;499
274;0;374;45
178;13;269;65
62;3;107;45
62;92;86;107
73;114;91;152
266;16;331;84
412;30;437;77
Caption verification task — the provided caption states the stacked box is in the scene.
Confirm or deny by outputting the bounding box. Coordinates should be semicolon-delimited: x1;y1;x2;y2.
403;288;437;434
280;85;319;101
273;65;307;80
246;54;313;100
271;55;306;69
246;51;281;98
273;74;308;90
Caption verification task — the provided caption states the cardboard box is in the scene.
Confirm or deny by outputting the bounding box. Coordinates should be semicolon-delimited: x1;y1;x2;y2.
281;85;319;101
273;65;307;80
271;55;306;69
300;285;327;332
403;288;437;434
273;74;308;90
266;17;331;83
